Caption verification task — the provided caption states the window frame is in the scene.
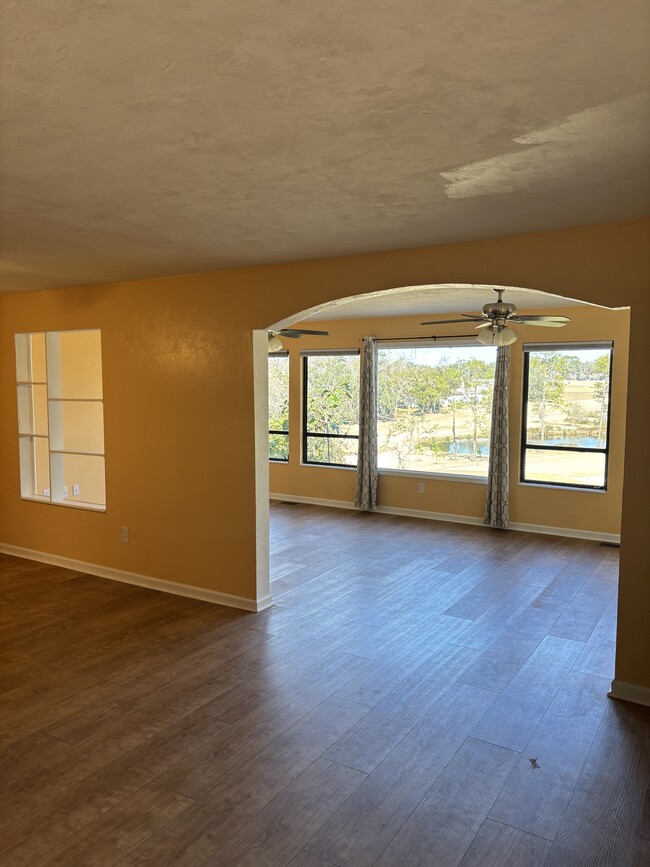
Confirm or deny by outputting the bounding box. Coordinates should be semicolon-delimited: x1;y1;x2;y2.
268;350;290;463
302;350;360;468
520;341;614;491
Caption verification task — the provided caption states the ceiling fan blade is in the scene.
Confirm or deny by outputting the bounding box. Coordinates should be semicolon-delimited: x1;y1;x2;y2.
511;318;568;328
509;315;570;323
420;318;483;325
279;328;330;337
475;322;493;330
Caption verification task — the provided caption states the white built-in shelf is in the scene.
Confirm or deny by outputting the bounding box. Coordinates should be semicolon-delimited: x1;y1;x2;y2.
48;397;103;403
21;495;105;512
15;329;106;511
50;449;104;457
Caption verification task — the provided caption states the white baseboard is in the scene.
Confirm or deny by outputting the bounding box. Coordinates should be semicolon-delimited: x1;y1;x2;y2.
269;493;620;543
270;492;482;526
0;543;272;613
509;522;620;545
376;504;484;526
608;679;650;707
270;493;356;511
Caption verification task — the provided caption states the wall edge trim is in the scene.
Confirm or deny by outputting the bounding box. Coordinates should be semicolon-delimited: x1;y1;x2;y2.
269;493;620;542
270;493;357;511
0;543;272;612
608;679;650;707
376;504;484;526
508;521;620;544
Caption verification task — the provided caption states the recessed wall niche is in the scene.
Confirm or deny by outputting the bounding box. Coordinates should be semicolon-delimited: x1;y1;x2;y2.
15;330;106;510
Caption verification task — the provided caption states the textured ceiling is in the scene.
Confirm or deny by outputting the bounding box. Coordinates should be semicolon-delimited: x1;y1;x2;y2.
1;0;649;293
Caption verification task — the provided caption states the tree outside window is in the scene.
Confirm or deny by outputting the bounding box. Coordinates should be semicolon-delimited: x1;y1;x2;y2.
377;345;497;477
268;353;289;461
303;353;360;466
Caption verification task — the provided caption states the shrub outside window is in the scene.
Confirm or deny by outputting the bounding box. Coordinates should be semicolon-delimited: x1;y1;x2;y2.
520;342;613;489
302;352;360;467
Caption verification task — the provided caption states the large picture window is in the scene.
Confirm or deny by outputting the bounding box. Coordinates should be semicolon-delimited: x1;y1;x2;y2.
376;344;497;478
268;352;289;461
521;343;613;489
302;351;360;467
15;330;106;510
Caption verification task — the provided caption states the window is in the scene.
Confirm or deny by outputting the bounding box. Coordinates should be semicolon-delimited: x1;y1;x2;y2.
269;351;289;461
521;343;613;489
377;344;497;477
303;351;360;467
15;330;106;510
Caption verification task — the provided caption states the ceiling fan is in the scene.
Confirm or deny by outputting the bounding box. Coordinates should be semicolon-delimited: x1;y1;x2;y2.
420;288;570;346
268;328;329;352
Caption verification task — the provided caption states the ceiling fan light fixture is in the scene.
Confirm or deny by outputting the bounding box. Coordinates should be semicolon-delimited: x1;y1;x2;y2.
476;327;495;346
477;325;518;346
268;333;284;353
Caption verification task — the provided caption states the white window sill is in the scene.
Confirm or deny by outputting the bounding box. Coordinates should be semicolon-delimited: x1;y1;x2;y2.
518;482;607;494
21;495;106;512
296;464;487;485
300;462;357;471
378;468;488;485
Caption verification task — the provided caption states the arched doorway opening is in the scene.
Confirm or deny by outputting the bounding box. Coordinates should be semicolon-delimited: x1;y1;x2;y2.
253;282;628;610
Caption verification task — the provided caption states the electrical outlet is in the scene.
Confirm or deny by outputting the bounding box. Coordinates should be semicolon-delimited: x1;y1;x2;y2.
121;527;129;543
64;486;68;497
417;482;425;493
72;484;80;496
43;488;50;497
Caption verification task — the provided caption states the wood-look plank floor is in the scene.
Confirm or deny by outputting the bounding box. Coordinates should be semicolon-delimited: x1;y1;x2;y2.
1;503;648;866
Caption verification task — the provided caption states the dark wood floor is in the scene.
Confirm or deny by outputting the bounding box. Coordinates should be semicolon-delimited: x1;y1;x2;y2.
1;503;648;866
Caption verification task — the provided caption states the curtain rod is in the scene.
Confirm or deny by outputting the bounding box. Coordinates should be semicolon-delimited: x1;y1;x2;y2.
365;334;478;343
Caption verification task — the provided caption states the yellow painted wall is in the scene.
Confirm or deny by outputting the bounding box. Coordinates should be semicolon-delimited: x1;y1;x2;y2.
0;219;648;686
270;304;630;536
0;287;258;597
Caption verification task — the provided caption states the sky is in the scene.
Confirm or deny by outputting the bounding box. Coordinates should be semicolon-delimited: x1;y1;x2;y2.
378;346;608;366
379;346;497;365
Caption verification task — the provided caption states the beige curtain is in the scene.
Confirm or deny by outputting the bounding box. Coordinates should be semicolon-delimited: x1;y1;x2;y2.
355;336;378;510
484;345;510;528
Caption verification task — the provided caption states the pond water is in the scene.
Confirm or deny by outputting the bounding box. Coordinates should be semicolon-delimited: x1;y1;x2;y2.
440;438;490;457
527;436;601;448
440;435;601;456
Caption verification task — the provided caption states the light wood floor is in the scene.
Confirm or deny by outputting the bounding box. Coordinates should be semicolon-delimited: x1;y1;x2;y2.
1;503;648;866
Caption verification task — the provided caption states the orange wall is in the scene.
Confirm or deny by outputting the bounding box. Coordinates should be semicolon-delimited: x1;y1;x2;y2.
270;304;630;536
0;218;648;686
0;283;259;597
